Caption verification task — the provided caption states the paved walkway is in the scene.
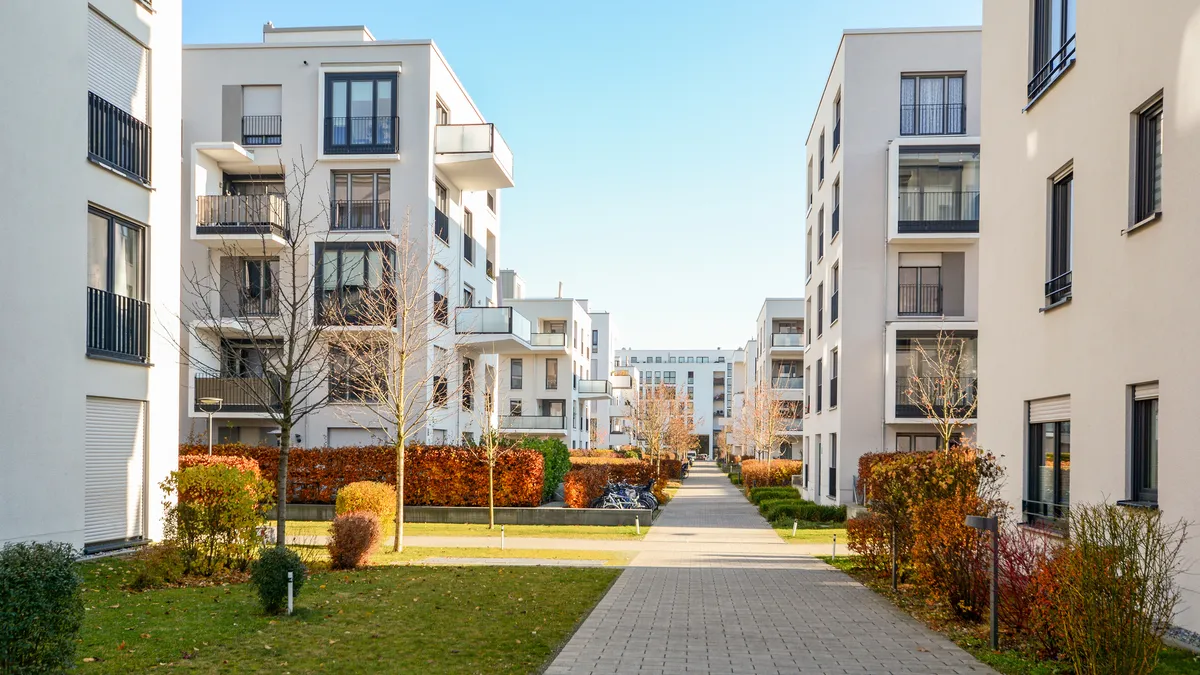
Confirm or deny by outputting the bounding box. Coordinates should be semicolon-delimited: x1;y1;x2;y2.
545;462;995;675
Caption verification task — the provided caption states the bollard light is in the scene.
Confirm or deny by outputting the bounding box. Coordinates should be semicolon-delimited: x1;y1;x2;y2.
966;515;1000;650
635;515;641;535
501;524;505;550
792;519;798;537
832;533;837;561
287;571;294;615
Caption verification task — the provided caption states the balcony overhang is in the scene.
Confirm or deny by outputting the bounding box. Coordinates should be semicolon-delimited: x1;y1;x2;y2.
434;124;514;190
577;380;612;400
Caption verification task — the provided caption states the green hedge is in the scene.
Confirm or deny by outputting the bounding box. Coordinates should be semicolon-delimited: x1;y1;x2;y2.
519;437;571;503
763;500;847;523
748;487;801;505
0;541;83;672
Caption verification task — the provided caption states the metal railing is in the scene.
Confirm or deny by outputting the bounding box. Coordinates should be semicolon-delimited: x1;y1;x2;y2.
772;376;804;390
197;194;289;237
242;115;282;146
832;120;841;151
434;208;450;242
88;92;151;184
237;293;278;317
331;199;390;230
831;205;840;238
831;291;839;323
1023;499;1069;531
315;287;396;326
324;116;398;154
899;102;967;136
898;190;980;233
500;415;566;430
578;380;612;396
87;288;149;362
194;375;282;412
1045;271;1072;305
1029;35;1076;100
895;376;977;418
772;333;804;347
898;283;943;315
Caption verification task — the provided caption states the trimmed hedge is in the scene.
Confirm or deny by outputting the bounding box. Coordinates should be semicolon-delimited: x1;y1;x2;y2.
183;444;544;507
748;487;801;505
762;500;846;524
178;454;261;476
335;481;396;521
563;462;669;508
0;542;83;673
521;437;571;503
741;460;804;488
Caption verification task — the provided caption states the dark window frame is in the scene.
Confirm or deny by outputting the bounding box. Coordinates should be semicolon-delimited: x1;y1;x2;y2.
323;72;398;154
462;208;475;264
829;348;839;408
816;358;823;413
1026;419;1071;528
331;170;391;231
816;283;824;337
830;262;840;324
314;242;395;324
546;358;559;390
898;265;943;315
1130;396;1158;505
1046;169;1074;307
1134;97;1164;225
1029;0;1077;101
434;180;450;243
511;358;524;390
88;206;147;301
900;73;967;136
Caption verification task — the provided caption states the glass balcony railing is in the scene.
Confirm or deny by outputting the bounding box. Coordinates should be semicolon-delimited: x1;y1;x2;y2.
455;307;532;343
772;333;804;347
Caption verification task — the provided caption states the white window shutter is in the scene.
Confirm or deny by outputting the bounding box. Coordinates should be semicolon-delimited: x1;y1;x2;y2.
88;9;149;121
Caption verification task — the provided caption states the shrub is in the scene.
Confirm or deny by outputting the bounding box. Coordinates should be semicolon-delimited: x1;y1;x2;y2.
251;547;307;614
1049;503;1186;675
522;437;571;503
763;501;846;524
996;526;1059;654
740;460;803;488
129;542;186;591
756;497;810;515
328;512;381;570
846;513;893;570
568;449;620;458
562;461;670;508
335;481;396;522
911;491;996;620
178;453;261;476
161;464;274;575
748;487;801;505
0;541;83;673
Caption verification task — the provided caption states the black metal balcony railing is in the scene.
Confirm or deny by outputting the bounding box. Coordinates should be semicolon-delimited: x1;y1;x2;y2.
832;120;841;152
1023;499;1069;531
194;374;282;413
315;287;396;325
434;208;450;243
324;116;399;154
898;283;943;315
87;287;149;362
88;92;151;185
831;205;840;238
242;115;282;146
830;291;839;323
1029;35;1076;100
197;194;289;238
898;190;980;233
830;376;838;408
899;103;967;136
896;376;978;419
500;415;566;430
332;199;390;231
1045;271;1072;305
238;293;278;317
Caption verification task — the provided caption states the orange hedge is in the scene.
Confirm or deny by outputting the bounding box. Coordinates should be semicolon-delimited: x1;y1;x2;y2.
179;454;262;477
740;460;804;488
180;443;543;507
569;449;621;458
568;457;684;479
562;461;669;508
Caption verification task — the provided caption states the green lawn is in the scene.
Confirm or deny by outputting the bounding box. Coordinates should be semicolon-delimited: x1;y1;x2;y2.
287;521;649;541
75;555;619;674
772;522;847;545
818;555;1200;675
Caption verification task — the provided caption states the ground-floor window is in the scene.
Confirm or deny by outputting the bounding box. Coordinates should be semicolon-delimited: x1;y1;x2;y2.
1026;420;1070;528
1130;386;1158;505
895;433;940;452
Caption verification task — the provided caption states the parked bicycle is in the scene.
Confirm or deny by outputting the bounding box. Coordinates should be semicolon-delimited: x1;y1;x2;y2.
591;479;658;510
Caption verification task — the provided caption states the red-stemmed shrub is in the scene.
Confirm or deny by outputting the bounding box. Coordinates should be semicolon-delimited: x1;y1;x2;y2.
328;511;381;570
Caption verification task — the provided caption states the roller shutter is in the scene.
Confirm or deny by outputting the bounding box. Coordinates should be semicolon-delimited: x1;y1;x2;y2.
327;427;387;447
88;9;149;121
1134;382;1159;400
85;397;146;548
1028;395;1070;424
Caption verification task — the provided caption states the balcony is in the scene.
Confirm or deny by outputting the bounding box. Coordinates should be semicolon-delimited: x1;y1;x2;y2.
900;103;966;136
772;376;804;390
611;374;634;390
332;200;390;231
578;379;612;400
87;288;149;363
434;123;515;190
193;375;281;414
324;116;398;155
455;307;570;354
315;287;395;326
242;115;282;146
226;293;278;318
88;92;151;185
899;283;943;316
898;190;979;234
530;333;567;347
196;194;289;248
500;415;566;432
772;333;805;349
895;376;977;419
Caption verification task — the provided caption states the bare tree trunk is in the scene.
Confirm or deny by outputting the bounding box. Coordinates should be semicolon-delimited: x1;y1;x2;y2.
276;425;290;548
394;436;405;552
488;461;495;529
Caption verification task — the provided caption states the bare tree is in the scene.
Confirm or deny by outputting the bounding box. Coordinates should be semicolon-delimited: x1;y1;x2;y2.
325;210;466;552
665;399;699;460
629;383;675;470
179;157;334;547
901;329;978;449
463;364;516;529
744;383;789;471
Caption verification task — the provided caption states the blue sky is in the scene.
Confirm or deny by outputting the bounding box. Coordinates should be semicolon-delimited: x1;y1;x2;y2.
183;0;982;349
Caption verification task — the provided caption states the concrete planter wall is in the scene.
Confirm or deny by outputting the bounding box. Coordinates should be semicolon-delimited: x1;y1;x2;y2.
270;504;655;526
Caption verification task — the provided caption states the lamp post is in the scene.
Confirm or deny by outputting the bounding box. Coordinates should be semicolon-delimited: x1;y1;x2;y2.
197;397;223;455
966;514;1000;650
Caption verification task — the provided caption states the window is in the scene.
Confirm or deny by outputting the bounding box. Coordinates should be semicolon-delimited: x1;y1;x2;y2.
316;243;393;324
830;263;840;323
546;358;559;390
687;371;694;384
1134;97;1164;224
828;434;837;498
435;98;450;125
87;9;151;183
900;74;966;135
462;284;474;308
805;366;812;414
328;347;381;403
432;374;448;407
896;434;941;452
1027;420;1071;528
1130;385;1158;504
239;258;278;316
324;72;397;154
816;358;823;413
830;349;839;408
816;283;824;337
668;356;677;363
831;179;841;238
656;356;663;363
332;171;390;230
461;357;475;410
434;181;450;243
898;266;942;315
818;131;826;183
511;358;523;390
806;228;813;278
806;299;812;343
832;95;842;153
1046;169;1074;306
698;356;709;364
510;399;523;416
242;85;282;145
592;329;599;348
463;209;475;263
807;159;814;207
486;191;496;212
87;208;147;361
433;263;449;325
1029;0;1076;100
817;207;825;260
664;371;677;385
687;386;694;400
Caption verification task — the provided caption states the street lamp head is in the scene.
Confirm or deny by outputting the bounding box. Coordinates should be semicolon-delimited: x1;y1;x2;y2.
199;397;224;407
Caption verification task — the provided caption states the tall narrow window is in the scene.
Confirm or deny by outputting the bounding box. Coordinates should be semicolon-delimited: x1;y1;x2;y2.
832;95;842;152
828;434;838;498
816;358;823;412
817;207;825;260
462;284;474;308
816;283;824;337
461;357;475;410
510;358;523;390
435;99;450;125
1027;419;1070;529
818;131;826;183
433;263;448;325
1047;169;1074;306
87;208;148;361
434;181;450;242
830;263;840;324
831;179;841;238
807;159;814;207
1130;386;1158;505
806;227;813;278
1135;97;1164;223
546;358;559;390
1029;0;1077;100
463;209;475;263
829;349;839;408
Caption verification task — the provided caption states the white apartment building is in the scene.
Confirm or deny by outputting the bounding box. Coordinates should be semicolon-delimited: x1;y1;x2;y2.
614;348;741;455
0;1;182;552
456;270;609;448
978;0;1200;632
179;24;513;448
802;27;982;505
753;298;806;458
589;311;638;448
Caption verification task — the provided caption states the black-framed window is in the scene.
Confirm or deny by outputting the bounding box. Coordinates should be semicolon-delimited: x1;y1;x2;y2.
324;72;397;154
832;95;842;153
1027;420;1070;527
546;358;558;390
462;357;475;410
829;349;839;408
818;131;826;183
1131;394;1158;505
463;209;475;263
240;258;278;316
896;433;941;452
315;243;393;324
816;358;823;413
806;228;813;279
831;179;841;238
592;329;599;348
433;264;448;326
462;284;474;308
807;159;814;207
509;399;523;416
828;433;837;498
1134;98;1164;223
900;74;966;135
433;375;448;407
332;171;390;230
1047;170;1073;306
1029;0;1076;100
328;347;381;403
898;266;942;315
87;207;148;361
511;358;523;390
816;283;824;337
830;263;840;324
434;181;450;243
817;207;825;260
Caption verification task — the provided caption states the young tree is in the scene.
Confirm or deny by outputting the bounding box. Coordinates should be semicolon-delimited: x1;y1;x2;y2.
745;383;789;471
629;383;675;470
463;364;515;529
665;402;699;460
179;158;334;547
902;329;979;449
324;209;464;552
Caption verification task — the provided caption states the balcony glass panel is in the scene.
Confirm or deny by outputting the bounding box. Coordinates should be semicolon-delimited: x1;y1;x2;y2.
898;149;980;233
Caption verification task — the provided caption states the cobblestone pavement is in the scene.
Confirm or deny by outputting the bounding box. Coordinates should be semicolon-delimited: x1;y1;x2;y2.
545;462;996;675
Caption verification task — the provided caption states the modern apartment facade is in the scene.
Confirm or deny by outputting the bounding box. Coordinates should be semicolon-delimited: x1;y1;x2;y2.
978;0;1200;632
802;27;982;505
179;24;512;448
614;348;740;454
589;311;637;448
0;0;182;551
753;298;806;458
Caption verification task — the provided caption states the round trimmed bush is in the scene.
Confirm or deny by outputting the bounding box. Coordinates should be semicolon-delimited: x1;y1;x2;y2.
250;547;307;614
335;481;396;522
328;511;382;570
